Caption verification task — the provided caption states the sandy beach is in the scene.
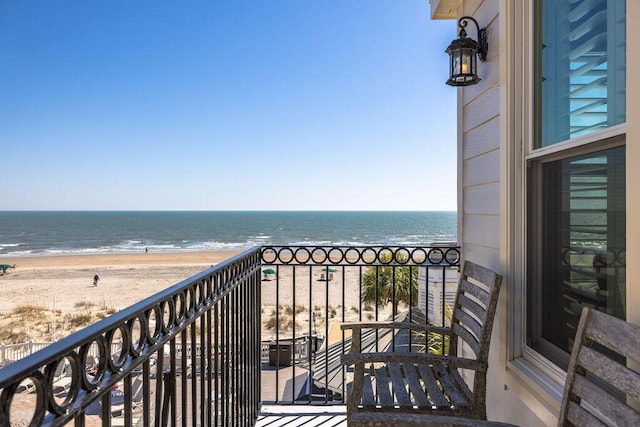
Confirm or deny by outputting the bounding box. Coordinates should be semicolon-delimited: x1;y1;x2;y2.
0;251;384;345
0;251;240;343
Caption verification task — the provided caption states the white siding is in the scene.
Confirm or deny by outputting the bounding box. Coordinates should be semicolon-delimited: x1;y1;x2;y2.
456;1;553;425
462;86;500;132
464;183;499;215
463;150;499;186
458;0;500;260
464;116;500;159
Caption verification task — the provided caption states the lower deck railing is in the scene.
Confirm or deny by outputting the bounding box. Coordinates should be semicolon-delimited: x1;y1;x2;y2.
0;244;459;426
0;248;262;427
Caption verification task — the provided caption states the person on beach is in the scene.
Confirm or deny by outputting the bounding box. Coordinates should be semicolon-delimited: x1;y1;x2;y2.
93;274;100;286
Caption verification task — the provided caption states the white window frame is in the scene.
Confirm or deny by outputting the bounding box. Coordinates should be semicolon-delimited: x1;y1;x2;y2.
504;0;627;404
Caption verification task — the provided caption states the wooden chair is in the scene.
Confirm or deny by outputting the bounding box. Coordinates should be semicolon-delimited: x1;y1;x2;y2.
341;261;503;425
558;307;640;426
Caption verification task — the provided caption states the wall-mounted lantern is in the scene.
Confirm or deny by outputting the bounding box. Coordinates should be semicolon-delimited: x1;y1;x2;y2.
445;16;488;86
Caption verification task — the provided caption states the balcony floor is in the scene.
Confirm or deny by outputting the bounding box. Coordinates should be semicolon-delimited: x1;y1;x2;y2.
257;405;347;426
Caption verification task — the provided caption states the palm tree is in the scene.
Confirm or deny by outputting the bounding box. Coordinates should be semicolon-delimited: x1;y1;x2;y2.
361;252;419;314
414;304;453;354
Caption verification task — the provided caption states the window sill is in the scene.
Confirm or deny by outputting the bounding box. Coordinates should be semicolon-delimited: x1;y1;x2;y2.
505;355;565;419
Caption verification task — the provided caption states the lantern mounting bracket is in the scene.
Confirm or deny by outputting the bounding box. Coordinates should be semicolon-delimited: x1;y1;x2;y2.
458;16;488;61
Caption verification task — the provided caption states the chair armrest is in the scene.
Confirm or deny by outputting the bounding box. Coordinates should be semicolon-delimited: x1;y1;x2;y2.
340;352;487;373
341;321;451;336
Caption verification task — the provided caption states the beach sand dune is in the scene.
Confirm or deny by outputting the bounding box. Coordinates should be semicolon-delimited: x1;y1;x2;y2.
0;252;239;343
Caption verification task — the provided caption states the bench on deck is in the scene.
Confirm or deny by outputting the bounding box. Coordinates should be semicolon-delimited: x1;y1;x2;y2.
341;261;503;425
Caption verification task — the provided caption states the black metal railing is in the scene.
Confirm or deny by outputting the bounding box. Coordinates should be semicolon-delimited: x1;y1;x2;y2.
0;244;460;425
0;248;262;427
259;244;460;405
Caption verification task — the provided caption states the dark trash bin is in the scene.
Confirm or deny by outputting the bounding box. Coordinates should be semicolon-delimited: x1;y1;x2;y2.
268;341;292;367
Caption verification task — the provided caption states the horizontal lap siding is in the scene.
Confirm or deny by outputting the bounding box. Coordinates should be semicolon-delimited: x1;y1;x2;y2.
462;244;500;274
464;150;500;187
465;183;499;215
464;117;500;159
460;0;500;261
463;215;500;250
458;0;502;400
463;86;500;133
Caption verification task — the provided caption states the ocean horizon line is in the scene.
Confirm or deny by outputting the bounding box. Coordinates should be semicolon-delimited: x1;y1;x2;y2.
1;211;457;258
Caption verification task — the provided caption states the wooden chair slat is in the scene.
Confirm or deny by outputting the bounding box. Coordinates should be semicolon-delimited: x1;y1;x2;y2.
586;309;640;366
454;307;483;341
374;366;394;407
434;364;470;409
577;345;640;402
403;364;431;408
457;293;487;324
416;363;449;408
573;374;640;427
566;401;608;427
460;279;490;306
462;262;498;291
447;365;474;402
388;363;412;407
452;323;479;356
362;365;376;407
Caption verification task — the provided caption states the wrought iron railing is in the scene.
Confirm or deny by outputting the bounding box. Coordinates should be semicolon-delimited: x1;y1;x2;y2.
259;244;460;405
0;248;262;427
0;244;460;425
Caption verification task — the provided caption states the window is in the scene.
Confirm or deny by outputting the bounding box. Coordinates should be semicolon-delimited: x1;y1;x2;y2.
537;0;626;147
527;146;626;368
526;0;626;368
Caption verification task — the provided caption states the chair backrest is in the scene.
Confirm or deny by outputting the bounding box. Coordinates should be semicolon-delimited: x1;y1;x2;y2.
558;308;640;426
448;260;503;365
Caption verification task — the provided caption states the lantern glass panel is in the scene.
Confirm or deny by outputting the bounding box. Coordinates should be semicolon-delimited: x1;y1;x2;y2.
452;51;461;75
461;48;474;76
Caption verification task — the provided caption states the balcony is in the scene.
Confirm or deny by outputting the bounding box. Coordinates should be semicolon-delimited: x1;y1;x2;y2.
0;245;459;426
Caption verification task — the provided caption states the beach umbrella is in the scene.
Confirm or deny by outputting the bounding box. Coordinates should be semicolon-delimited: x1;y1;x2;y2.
263;268;276;275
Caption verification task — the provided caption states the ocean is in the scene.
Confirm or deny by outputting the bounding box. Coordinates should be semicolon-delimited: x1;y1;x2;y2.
0;211;457;257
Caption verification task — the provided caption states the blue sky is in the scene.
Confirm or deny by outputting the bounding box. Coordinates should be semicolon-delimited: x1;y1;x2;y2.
0;1;457;211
